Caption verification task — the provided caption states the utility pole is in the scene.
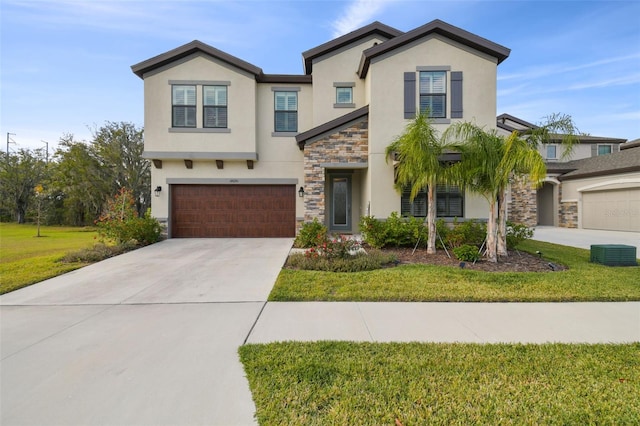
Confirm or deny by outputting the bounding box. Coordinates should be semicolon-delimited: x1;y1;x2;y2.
6;132;16;154
41;140;49;164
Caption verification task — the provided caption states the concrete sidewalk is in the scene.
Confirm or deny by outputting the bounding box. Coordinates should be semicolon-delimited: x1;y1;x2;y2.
247;302;640;344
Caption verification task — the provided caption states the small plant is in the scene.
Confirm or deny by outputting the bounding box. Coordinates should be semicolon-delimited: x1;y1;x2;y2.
294;218;328;248
96;188;162;246
452;244;481;262
506;221;534;249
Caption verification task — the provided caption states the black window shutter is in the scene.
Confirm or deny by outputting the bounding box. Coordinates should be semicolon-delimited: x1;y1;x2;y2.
404;72;416;119
591;144;597;157
451;71;463;118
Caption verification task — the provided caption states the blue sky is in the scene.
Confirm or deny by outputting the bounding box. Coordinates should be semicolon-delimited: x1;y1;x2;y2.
1;0;639;153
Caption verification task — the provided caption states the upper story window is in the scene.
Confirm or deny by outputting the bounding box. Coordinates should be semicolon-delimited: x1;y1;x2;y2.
546;144;557;160
336;87;353;104
274;91;297;132
419;71;446;118
203;86;227;128
597;144;612;155
172;85;196;127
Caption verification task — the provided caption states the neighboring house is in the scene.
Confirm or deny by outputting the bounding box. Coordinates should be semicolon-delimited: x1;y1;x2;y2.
131;19;510;237
497;114;637;231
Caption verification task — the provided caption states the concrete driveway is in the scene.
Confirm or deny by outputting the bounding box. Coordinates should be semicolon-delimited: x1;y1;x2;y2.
0;238;293;426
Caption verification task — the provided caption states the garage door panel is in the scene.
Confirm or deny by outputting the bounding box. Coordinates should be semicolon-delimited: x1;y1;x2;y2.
582;189;640;232
171;184;295;238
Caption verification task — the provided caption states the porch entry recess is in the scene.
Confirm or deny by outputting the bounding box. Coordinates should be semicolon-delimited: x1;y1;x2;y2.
330;175;351;232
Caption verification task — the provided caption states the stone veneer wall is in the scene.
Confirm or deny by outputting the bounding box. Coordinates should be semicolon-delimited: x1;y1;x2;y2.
303;119;369;224
508;176;537;227
558;184;578;228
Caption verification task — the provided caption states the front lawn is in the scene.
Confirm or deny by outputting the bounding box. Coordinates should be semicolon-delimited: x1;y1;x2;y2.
0;223;98;294
240;341;640;425
269;240;640;302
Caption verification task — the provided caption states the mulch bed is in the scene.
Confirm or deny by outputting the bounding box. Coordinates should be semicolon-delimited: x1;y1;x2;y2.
380;246;567;273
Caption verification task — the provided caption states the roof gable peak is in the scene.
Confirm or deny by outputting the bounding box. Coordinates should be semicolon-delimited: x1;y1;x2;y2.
131;39;263;79
302;21;403;75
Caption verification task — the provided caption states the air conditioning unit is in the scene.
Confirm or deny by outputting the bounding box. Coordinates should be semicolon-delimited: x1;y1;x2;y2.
590;245;638;267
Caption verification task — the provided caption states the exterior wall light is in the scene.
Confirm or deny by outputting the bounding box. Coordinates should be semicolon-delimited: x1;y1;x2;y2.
298;186;305;197
154;186;162;197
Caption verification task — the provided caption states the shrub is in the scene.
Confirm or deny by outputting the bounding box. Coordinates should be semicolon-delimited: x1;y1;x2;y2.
294;218;327;248
445;219;486;249
60;242;138;263
287;250;397;272
359;213;428;249
96;188;162;246
359;215;387;249
506;221;534;249
452;244;481;262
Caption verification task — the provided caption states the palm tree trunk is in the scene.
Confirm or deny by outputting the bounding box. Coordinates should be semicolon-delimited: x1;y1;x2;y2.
497;189;508;257
426;184;436;254
486;197;497;262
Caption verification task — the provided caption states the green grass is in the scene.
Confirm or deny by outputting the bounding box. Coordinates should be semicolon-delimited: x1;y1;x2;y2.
269;240;640;302
0;223;98;294
240;341;640;425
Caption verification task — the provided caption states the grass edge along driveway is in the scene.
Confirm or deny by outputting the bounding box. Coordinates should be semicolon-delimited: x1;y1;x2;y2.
0;223;98;294
239;341;640;426
269;240;640;302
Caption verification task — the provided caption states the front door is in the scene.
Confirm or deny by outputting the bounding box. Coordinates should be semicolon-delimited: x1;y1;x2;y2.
330;175;351;232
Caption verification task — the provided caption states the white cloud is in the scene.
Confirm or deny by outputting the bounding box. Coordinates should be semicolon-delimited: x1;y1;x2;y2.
331;0;392;37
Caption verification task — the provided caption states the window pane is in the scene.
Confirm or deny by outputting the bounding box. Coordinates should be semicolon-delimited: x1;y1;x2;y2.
546;145;557;159
401;186;427;217
419;71;446;94
173;106;196;127
420;95;445;118
173;85;196;105
204;86;227;106
275;91;297;111
336;87;352;104
598;145;611;155
204;106;227;128
275;111;297;132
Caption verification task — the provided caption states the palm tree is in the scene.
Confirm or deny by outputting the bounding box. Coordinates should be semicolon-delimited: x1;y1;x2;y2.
444;123;546;262
385;112;453;254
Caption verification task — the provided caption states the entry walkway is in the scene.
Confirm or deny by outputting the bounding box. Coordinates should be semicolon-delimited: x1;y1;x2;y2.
246;301;640;344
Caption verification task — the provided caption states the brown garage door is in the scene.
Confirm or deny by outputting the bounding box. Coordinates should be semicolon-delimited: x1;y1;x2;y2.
171;184;296;237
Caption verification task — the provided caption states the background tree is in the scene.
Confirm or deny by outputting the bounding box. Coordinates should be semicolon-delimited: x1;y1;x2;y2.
0;149;48;223
385;113;456;254
91;122;150;216
51;135;111;225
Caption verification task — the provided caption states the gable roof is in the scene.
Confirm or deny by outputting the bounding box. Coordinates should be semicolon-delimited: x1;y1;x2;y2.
296;105;369;149
497;113;627;145
302;21;403;75
558;146;640;181
132;40;263;79
358;19;511;77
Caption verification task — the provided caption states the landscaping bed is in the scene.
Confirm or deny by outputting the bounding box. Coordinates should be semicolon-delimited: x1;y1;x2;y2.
382;246;567;272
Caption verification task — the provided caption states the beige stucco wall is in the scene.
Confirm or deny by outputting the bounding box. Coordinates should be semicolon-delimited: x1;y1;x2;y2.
145;56;310;222
366;35;499;218
143;53;258;154
311;36;388;126
560;172;640;201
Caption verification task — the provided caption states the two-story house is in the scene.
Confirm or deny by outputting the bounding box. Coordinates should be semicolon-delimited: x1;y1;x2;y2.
497;114;638;232
131;19;510;238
